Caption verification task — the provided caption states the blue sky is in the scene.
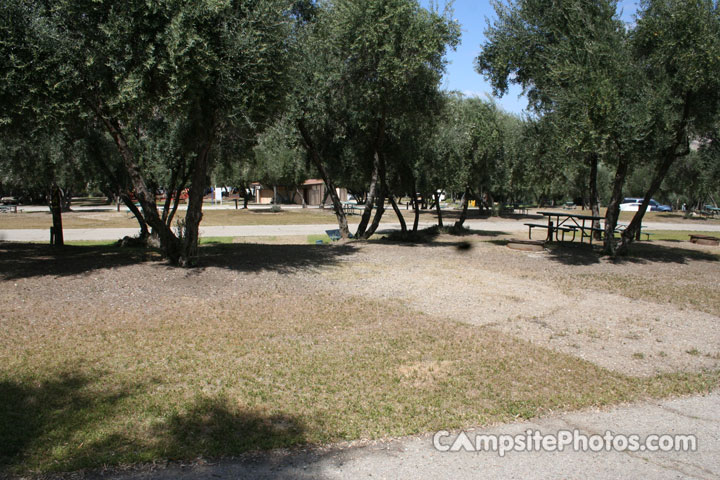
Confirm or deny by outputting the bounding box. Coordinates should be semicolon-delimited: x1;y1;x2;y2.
421;0;640;115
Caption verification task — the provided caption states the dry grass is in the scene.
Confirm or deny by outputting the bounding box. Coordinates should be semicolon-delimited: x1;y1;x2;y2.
1;241;719;475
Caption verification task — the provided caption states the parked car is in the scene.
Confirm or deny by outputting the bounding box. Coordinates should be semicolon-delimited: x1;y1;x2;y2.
1;196;18;205
619;197;643;211
619;197;672;212
649;199;672;212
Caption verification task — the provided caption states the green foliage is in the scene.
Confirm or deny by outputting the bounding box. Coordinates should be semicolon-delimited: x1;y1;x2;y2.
290;0;460;192
414;94;504;198
477;0;720;214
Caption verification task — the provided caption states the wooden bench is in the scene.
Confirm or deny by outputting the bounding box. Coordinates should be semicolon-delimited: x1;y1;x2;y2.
525;223;577;241
614;224;652;241
689;234;720;246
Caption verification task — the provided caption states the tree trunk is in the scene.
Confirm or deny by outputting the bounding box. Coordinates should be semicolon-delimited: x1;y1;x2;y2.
181;139;213;266
617;96;691;254
104;191;118;205
362;149;388;239
50;184;64;246
165;182;185;228
95;108;182;262
617;150;677;255
88;146;148;240
161;159;181;225
363;193;385;238
412;183;421;233
588;153;602;240
356;151;380;238
389;195;407;233
297;119;350;238
243;185;250;209
454;186;470;229
295;187;307;208
483;191;494;215
434;191;443;227
61;189;72;212
602;154;630;256
319;187;331;209
120;192;149;239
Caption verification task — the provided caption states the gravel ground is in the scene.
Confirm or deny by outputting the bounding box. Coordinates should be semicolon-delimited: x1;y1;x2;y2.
305;237;720;377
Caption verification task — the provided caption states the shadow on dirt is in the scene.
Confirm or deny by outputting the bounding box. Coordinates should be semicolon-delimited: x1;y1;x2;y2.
545;242;719;266
0;241;357;280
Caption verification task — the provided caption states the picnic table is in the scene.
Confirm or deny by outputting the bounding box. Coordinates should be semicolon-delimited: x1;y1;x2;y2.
689;234;720;246
0;205;18;213
526;211;604;245
614;223;653;241
500;203;529;215
703;205;720;217
342;202;360;215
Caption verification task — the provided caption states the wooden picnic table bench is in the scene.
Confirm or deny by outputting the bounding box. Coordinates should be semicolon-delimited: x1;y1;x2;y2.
524;223;577;242
614;224;653;241
342;202;360;215
536;211;603;244
702;206;720;217
689;234;720;246
501;204;529;215
0;205;18;213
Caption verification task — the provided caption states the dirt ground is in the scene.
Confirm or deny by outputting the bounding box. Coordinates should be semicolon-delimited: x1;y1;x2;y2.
2;235;718;379
312;237;720;376
2;234;719;475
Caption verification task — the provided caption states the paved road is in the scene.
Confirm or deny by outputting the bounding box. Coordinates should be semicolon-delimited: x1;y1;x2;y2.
84;391;720;480
0;220;716;242
1;219;719;242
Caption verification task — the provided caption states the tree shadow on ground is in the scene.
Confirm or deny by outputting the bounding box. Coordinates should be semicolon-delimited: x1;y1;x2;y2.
544;242;720;266
374;227;509;250
194;242;356;275
0;242;150;280
0;370;140;475
0;241;357;280
1;369;339;479
246;208;289;214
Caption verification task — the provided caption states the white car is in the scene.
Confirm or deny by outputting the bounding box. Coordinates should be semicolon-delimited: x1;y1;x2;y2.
619;198;643;212
619;197;672;212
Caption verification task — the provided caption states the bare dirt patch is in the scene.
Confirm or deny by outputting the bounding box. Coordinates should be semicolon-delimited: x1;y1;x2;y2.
315;237;720;376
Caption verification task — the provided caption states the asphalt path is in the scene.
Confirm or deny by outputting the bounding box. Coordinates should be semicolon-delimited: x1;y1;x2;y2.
1;218;719;242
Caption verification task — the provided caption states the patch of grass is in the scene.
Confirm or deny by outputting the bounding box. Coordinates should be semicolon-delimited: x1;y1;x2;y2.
199;236;234;245
632;353;645;360
64;240;117;247
1;286;718;475
307;234;331;244
686;348;700;356
646;230;720;242
563;272;720;316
